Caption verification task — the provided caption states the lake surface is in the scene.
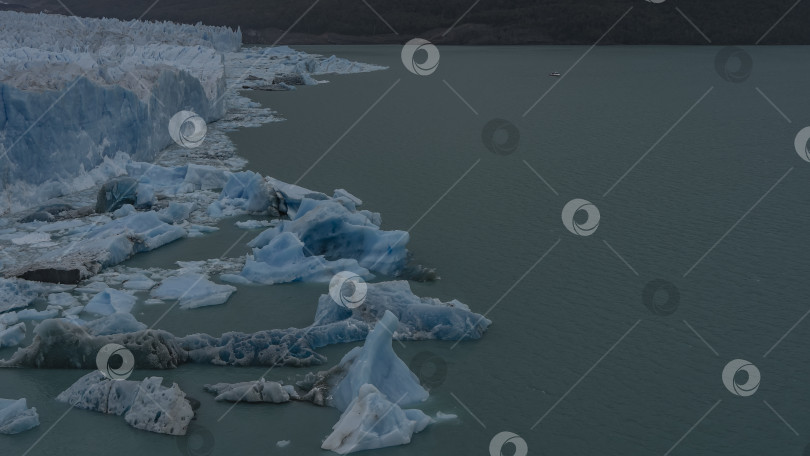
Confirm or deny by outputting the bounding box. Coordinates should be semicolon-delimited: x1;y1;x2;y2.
5;45;810;456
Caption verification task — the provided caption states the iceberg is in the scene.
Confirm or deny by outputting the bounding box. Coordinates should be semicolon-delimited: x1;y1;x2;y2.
0;322;26;348
121;274;156;291
48;292;80;308
204;378;298;403
253;198;407;276
321;384;431;454
0;319;187;369
221;232;370;285
299;311;428;411
9;211;186;283
16;308;59;321
84;313;147;336
150;273;236;309
307;280;491;348
0;398;39;435
84;289;137;316
56;371;194;435
0;277;38;313
1;282;488;369
226;197;409;284
205;311;441;454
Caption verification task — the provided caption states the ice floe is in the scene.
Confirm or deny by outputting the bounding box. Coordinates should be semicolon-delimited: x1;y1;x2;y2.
204;378;298;403
0;398;39;434
56;371;194;435
150;273;236;309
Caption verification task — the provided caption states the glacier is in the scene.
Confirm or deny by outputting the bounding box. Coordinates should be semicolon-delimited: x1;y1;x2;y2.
0;11;386;216
0;11;235;214
56;371;194;435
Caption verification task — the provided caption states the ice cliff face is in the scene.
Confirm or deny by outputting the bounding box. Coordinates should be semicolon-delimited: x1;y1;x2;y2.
0;11;237;213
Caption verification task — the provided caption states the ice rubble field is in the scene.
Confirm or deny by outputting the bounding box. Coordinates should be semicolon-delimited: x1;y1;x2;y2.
0;11;486;453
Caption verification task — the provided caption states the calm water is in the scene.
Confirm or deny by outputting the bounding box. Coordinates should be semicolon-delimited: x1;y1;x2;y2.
4;45;810;456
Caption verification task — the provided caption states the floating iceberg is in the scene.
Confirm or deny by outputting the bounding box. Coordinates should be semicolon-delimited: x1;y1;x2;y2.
204;378;298;403
0;323;26;348
1;281;489;369
321;384;431;454
151;273;236;309
0;277;38;313
249;198;407;276
56;371;194;435
307;280;491;348
221;232;370;285
205;311;439;453
84;289;137;316
9;211;186;283
299;311;428;411
0;319;187;369
121;274;156;291
84;313;147;336
0;398;39;435
224;197;409;285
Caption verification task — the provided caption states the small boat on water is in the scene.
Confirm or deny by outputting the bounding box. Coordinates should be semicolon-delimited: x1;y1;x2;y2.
549;72;561;77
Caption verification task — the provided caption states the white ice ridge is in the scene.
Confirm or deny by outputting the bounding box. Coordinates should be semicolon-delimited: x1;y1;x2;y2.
56;371;194;435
